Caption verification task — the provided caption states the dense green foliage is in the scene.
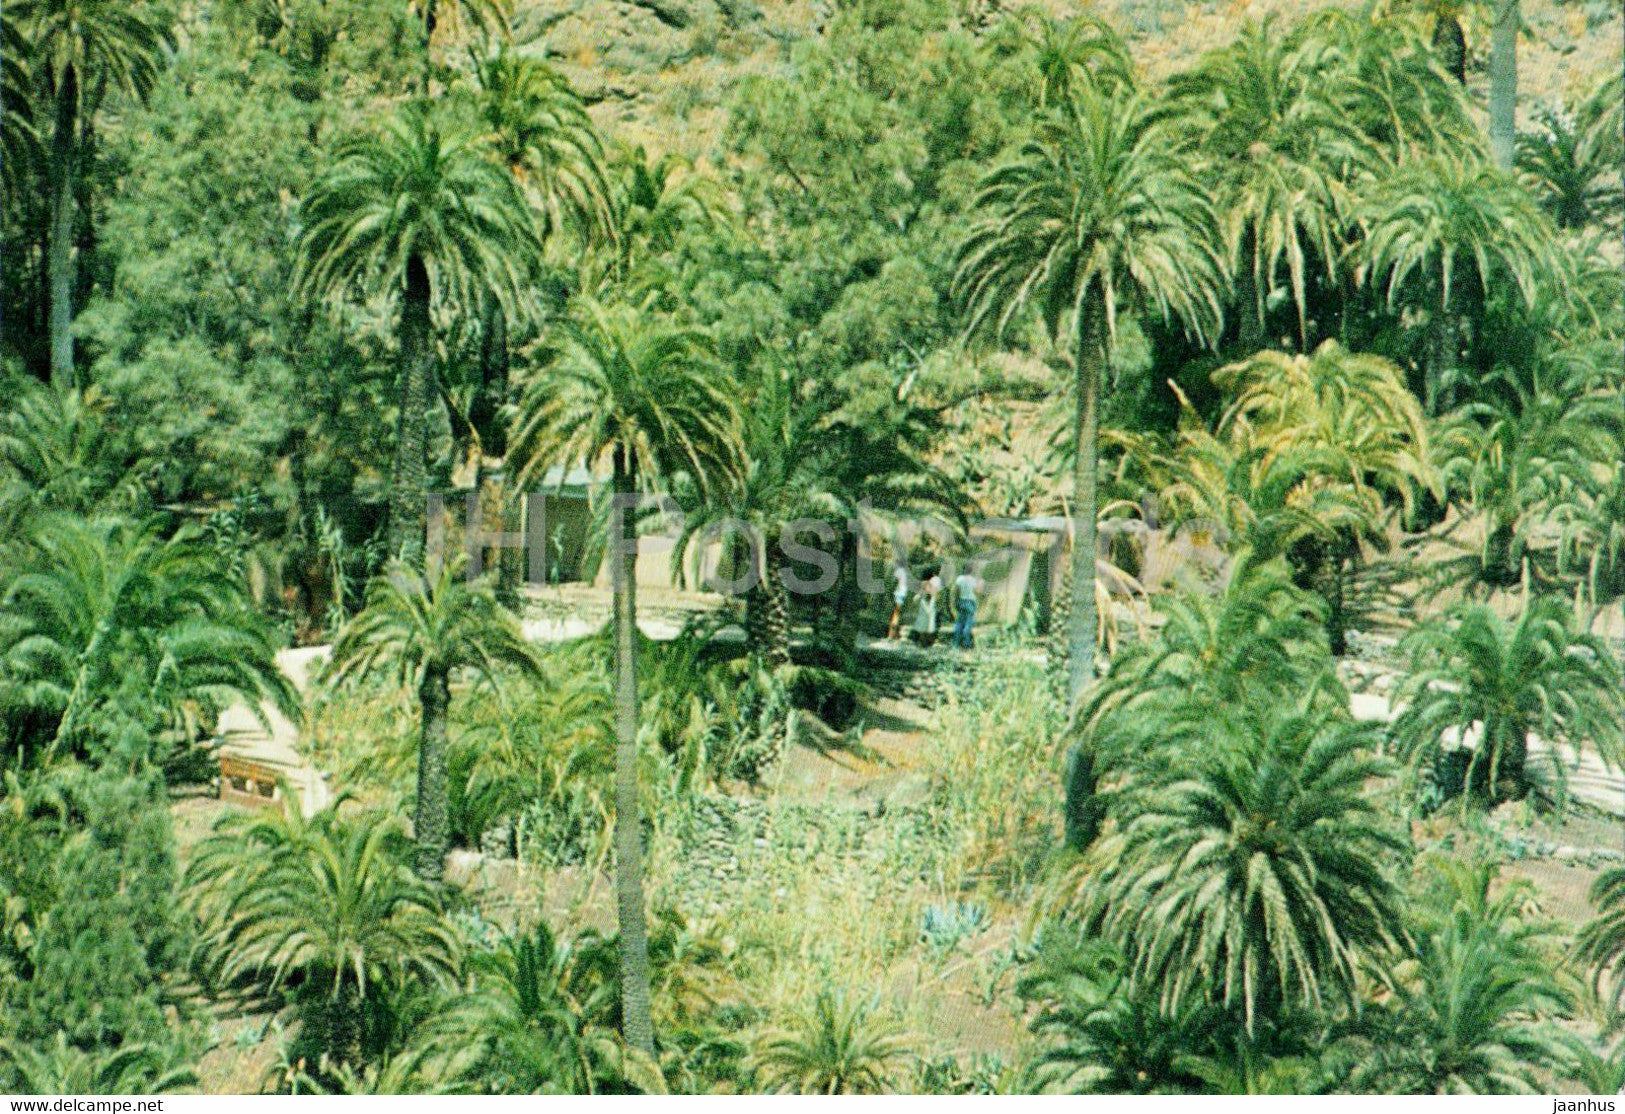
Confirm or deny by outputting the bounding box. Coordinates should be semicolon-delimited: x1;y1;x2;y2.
0;0;1619;1096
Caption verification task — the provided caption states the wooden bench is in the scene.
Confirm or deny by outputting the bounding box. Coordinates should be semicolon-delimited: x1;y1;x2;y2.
219;755;283;807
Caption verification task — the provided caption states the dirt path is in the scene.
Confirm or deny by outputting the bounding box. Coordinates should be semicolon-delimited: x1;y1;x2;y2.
214;646;333;816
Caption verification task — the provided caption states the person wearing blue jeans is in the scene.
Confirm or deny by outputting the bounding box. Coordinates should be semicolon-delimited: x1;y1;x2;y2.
952;569;982;650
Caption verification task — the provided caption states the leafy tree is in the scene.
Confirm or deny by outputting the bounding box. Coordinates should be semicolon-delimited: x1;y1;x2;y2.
296;101;540;561
10;0;168;386
0;768;189;1061
186;798;461;1070
511;298;742;1058
325;554;540;879
0;514;294;769
955;75;1225;701
749;990;911;1095
1390;599;1625;804
1070;700;1406;1034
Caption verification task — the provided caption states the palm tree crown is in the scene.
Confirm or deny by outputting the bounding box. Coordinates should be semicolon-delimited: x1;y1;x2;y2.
954;73;1225;700
326;555;540;878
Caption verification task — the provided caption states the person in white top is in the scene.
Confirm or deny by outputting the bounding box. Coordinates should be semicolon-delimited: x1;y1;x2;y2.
887;560;909;641
912;567;942;647
952;567;983;650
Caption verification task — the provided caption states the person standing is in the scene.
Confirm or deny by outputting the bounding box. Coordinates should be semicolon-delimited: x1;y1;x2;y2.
912;567;942;647
887;560;910;640
953;567;982;650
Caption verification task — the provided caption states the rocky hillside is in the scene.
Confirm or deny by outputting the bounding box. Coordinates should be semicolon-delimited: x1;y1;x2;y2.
519;0;1622;159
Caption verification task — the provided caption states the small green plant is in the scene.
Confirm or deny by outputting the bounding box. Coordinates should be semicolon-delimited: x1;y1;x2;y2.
920;901;989;954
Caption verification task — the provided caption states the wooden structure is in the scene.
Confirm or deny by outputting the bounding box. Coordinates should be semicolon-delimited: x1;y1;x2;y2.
218;754;283;808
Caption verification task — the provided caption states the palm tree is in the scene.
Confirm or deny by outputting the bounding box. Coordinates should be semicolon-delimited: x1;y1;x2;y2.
324;554;540;880
598;145;728;292
1405;0;1470;83
510;298;742;1057
954;75;1225;702
1487;0;1519;171
10;0;167;387
1141;410;1385;571
0;1032;195;1095
186;798;461;1070
1390;599;1625;804
0;514;294;769
1;22;38;213
431;923;634;1093
749;991;912;1095
1077;555;1338;744
1575;868;1625;1014
1168;19;1369;348
464;48;609;458
1004;11;1133;109
1431;361;1621;590
412;0;510;92
1070;700;1406;1034
1065;556;1342;851
675;368;845;666
1350;862;1572;1093
0;383;144;522
1356;152;1569;413
1308;9;1475;160
1518;87;1624;232
1213;341;1437;650
1017;929;1214;1094
1218;342;1436;512
295;101;540;562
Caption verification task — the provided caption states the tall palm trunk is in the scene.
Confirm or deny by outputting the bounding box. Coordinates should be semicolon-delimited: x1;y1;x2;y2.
1235;263;1266;354
471;291;509;458
1066;301;1104;705
416;664;451;880
1432;14;1467;85
610;446;656;1057
746;543;791;667
389;254;433;564
1488;0;1519;172
47;65;77;389
473;292;519;596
